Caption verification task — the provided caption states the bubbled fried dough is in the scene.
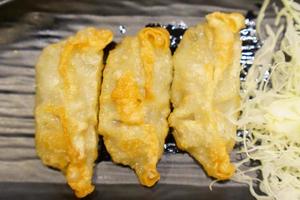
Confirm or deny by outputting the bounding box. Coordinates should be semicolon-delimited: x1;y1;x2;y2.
169;12;244;180
98;27;173;186
35;27;113;198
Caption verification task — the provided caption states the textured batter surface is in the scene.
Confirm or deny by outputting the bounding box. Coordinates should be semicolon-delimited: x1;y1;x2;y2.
35;27;113;197
169;12;244;180
98;27;172;187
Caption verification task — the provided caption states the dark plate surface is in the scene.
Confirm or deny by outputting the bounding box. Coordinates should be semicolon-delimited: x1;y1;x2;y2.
0;183;255;200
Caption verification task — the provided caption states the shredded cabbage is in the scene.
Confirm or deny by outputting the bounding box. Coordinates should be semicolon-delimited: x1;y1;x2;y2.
232;0;300;199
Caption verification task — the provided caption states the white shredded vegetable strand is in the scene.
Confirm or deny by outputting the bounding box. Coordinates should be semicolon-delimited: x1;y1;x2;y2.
232;0;300;200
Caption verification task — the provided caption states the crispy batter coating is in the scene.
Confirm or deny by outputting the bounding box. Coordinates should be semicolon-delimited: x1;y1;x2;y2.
98;27;172;186
169;12;244;180
35;27;113;197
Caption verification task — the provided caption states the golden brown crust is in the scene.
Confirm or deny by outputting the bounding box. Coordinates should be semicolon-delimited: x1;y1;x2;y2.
35;27;113;198
98;27;172;187
169;12;244;180
138;27;170;99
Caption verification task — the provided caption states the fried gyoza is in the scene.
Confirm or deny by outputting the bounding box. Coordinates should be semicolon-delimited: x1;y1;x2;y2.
169;12;244;180
98;27;172;186
35;27;113;197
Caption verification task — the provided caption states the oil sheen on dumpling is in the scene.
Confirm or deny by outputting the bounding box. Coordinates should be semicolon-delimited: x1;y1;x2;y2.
35;27;113;197
169;12;244;180
98;27;172;187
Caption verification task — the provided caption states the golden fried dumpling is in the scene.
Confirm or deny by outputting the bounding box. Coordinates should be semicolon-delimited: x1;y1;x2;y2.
35;27;113;197
169;12;244;180
98;27;172;187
